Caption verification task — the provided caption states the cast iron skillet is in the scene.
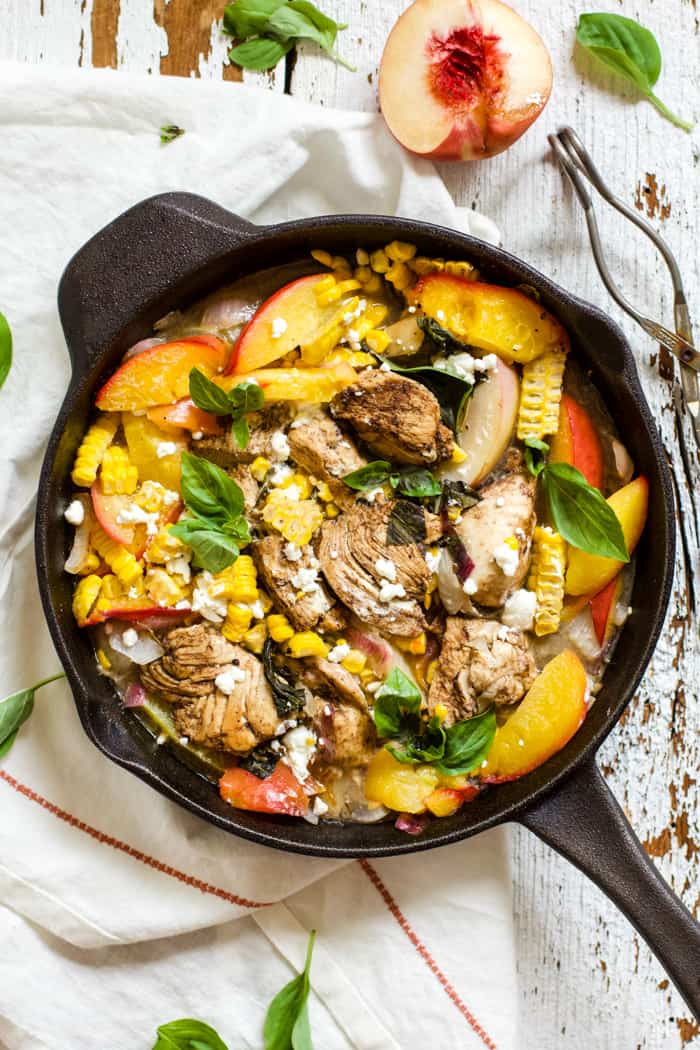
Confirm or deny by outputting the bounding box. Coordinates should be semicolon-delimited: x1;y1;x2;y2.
37;193;700;1016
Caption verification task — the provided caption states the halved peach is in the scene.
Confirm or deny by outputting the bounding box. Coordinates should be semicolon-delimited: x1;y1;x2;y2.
480;649;587;782
147;398;221;436
228;274;336;375
589;573;625;647
217;363;357;403
122;415;187;491
408;274;569;362
441;355;519;485
566;476;649;596
379;0;552;162
549;394;604;490
96;338;228;412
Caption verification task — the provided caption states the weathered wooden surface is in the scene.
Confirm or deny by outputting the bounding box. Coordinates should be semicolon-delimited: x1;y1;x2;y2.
2;2;698;1046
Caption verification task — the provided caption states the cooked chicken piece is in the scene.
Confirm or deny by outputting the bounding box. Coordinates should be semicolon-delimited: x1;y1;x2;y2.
456;474;536;607
318;501;436;637
195;403;292;468
140;624;278;753
230;464;259;514
253;535;345;633
331;370;453;466
428;618;537;723
288;414;366;510
307;694;376;767
303;658;368;711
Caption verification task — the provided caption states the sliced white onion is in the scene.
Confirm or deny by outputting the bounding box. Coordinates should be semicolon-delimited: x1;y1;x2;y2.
64;495;94;574
123;336;164;361
437;549;469;614
350;804;390;823
611;438;634;484
201;296;258;330
109;628;164;665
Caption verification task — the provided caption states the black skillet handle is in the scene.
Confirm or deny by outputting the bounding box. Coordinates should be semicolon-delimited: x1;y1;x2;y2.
519;759;700;1018
57;192;257;372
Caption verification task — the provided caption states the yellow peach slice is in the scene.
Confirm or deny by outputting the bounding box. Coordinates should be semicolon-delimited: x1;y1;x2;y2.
96;338;228;412
565;476;649;596
364;748;439;814
122;414;187;491
217;364;357;404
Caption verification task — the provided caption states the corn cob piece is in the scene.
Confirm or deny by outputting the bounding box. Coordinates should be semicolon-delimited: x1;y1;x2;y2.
92;524;143;587
213;555;258;604
528;526;567;636
100;445;138;495
517;348;568;443
261;490;323;545
266;614;295;644
71;414;119;487
287;631;329;659
242;622;268;654
72;574;103;625
222;603;254;643
144;566;189;607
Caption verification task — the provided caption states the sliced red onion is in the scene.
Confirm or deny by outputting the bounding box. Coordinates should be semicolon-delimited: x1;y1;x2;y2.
395;812;429;835
123;336;164;361
109;628;164;665
123;683;146;708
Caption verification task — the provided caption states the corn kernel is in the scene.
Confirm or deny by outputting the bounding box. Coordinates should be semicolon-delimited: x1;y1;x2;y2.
503;535;519;551
97;648;111;671
410;256;445;275
355;248;370;266
242;622;268;654
395;632;427;655
262;490;323;545
385;240;417;262
444;259;478;281
213;555;258;603
221;603;254;643
92;524;143;587
447;506;461;523
315;481;334;502
147;526;186;565
72;574;102;625
267;614;295;643
287;631;329;659
250;456;271;482
100;445;138;495
362;274;383;294
145;567;188;607
364;330;391;354
434;703;448;722
425;660;438;685
341;650;367;675
311;249;333;267
258;590;274;614
277;473;313;500
78;551;101;576
353;265;373;284
369;249;390;274
450;445;467;464
99;574;123;601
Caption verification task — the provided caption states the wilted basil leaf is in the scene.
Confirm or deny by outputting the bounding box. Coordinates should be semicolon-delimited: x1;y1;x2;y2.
240;743;280;779
373;668;422;738
387;500;427;546
435;707;497;776
382;354;474;433
262;638;306;717
393;468;442;499
441;480;480;510
388;715;446;765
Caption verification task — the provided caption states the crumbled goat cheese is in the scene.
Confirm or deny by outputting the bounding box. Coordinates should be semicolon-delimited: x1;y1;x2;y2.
121;628;139;648
291;566;321;594
281;726;317;782
215;664;247;694
495;497;505;508
156;441;177;459
436;309;446;321
312;796;329;816
463;577;478;595
116;503;160;536
192;430;203;441
407;305;417;314
275;718;298;736
271;317;288;339
501;589;536;631
64;499;85;526
156;733;167;746
497;625;513;640
480;353;498;372
179;736;189;745
166;554;192;583
282;483;302;502
374;557;397;581
363;486;384;503
269;430;290;461
433;351;497;386
378;581;406;602
270;463;293;485
284;542;303;562
191;571;228;623
346;327;359;343
424;549;441;574
493;542;520;577
328;642;351;663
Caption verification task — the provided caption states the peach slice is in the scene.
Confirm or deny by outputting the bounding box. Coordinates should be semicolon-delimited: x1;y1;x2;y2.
219;762;308;816
480;649;587;782
364;748;440;814
549;394;604;490
440;355;519;485
96;338;228;412
408;274;569;362
217;363;358;404
83;602;189;628
91;482;136;546
379;0;552;162
122;415;187;491
589;573;625;647
565;476;649;596
147;398;221;436
228;274;337;375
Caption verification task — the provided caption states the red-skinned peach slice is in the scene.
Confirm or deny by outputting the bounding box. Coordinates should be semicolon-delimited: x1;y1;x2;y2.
147;398;221;436
408;274;569;362
589;573;625;647
90;482;136;546
440;355;519;485
480;649;587;783
95;338;228;412
83;601;190;628
549;394;604;490
379;0;552;162
228;274;335;375
566;476;649;596
219;762;308;816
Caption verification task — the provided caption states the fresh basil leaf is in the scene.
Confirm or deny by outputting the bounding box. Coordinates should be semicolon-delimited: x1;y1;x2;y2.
152;1018;229;1050
159;125;185;144
523;437;549;478
542;462;629;561
0;673;64;758
180;452;245;524
220;515;252;545
0;310;12;390
228;36;293;71
263;638;306;717
388;715;446;765
576;13;693;131
374;668;422;738
435;707;497;776
223;0;287;37
288;0;347;38
394;468;442;499
231;415;250;450
170;518;240;573
342;461;392;491
263;930;316;1050
381;355;474;434
441;480;480;510
189;369;234;415
386;500;427;546
267;1;354;69
228;379;265;416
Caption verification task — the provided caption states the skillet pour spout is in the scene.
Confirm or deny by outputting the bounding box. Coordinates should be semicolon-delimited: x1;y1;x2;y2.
38;192;699;1018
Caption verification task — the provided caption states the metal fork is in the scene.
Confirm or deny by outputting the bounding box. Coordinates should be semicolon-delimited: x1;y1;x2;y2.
549;126;700;448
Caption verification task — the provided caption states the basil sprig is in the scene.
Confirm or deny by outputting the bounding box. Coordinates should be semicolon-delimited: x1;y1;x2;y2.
343;461;442;499
523;437;549;478
190;369;264;450
159;124;185;144
169;452;251;573
152;1018;229;1049
0;310;12;390
373;668;496;776
577;13;692;131
263;929;316;1050
0;673;65;758
224;0;353;72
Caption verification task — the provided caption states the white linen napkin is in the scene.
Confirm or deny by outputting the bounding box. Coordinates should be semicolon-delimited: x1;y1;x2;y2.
0;62;514;1050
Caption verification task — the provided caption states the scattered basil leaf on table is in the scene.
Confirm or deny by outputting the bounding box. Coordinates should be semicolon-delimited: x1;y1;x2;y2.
523;437;549;479
189;369;264;449
263;929;316;1050
542;462;629;561
223;0;353;73
160;125;185;144
0;674;65;759
576;13;693;131
152;1017;229;1049
0;310;12;390
228;36;293;71
169;452;250;572
435;707;497;776
224;0;286;37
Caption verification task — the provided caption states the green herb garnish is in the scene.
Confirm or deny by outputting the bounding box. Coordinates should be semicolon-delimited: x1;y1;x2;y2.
0;310;12;390
262;637;306;718
152;1018;229;1049
189;369;264;450
379;355;476;434
0;673;65;759
263;928;316;1050
523;437;549;478
577;13;692;131
159;124;185;144
542;462;629;561
386;500;428;546
240;742;280;779
224;0;353;72
169;452;251;573
343;461;442;500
